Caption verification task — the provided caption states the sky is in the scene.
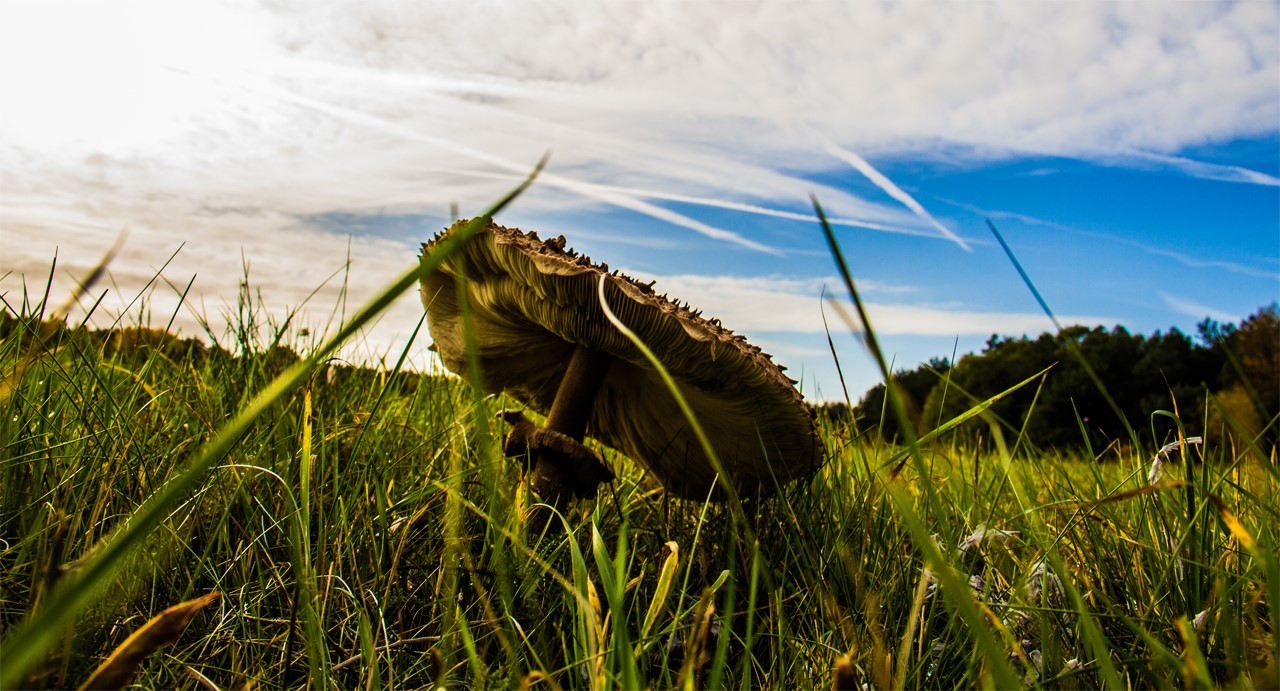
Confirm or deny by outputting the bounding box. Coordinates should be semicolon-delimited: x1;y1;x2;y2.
1;0;1277;403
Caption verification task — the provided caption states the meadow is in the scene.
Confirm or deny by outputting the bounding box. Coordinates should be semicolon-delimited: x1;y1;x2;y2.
1;206;1276;689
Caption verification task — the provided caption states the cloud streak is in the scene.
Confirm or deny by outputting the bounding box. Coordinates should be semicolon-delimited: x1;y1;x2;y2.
1161;293;1239;324
938;198;1280;281
825;144;973;250
1116;150;1280;186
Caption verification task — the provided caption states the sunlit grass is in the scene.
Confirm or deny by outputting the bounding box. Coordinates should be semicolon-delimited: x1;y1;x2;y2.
1;208;1275;688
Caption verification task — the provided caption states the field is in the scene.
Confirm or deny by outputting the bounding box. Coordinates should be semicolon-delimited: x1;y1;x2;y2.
1;212;1276;690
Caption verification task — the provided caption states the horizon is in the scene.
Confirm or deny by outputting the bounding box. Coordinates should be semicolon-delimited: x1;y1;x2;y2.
2;1;1277;402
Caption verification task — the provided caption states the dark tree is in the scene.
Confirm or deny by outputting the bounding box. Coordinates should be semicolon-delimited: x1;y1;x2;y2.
853;307;1280;452
854;357;950;442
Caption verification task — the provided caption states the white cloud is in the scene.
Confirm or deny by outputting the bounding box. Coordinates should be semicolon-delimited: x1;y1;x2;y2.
632;272;1111;337
1113;150;1280;186
304;0;1274;156
3;2;1274;225
3;2;1275;220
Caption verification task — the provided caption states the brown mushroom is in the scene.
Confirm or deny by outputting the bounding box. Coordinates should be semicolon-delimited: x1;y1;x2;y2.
419;219;822;508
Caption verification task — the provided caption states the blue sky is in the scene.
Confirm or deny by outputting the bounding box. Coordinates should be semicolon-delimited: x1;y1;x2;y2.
1;1;1277;402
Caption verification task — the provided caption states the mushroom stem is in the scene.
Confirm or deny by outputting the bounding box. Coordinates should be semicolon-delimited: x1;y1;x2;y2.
528;344;613;506
544;344;612;441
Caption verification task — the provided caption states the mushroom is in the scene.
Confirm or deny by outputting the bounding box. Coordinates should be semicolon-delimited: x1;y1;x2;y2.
420;219;822;507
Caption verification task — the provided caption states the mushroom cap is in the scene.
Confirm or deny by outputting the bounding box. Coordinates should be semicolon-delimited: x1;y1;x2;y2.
420;219;823;499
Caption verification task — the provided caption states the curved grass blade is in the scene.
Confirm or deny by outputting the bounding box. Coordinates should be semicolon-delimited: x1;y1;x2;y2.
883;366;1052;469
595;273;752;536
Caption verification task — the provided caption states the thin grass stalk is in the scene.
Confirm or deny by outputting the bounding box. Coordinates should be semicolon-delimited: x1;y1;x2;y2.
448;230;521;675
290;384;329;688
356;607;381;691
437;266;473;677
735;544;761;690
344;312;426;465
985;219;1140;449
703;536;735;691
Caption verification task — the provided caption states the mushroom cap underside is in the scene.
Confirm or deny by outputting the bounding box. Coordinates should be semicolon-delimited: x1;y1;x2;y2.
420;219;822;499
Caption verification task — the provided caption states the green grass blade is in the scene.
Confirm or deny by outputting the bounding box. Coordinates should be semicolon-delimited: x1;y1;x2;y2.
884;366;1052;469
590;522;639;689
815;197;1023;689
594;274;753;538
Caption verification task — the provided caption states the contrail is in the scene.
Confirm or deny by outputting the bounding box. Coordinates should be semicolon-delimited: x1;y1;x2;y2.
215;66;782;254
938;196;1280;280
398;166;936;239
826;143;973;251
584;183;940;238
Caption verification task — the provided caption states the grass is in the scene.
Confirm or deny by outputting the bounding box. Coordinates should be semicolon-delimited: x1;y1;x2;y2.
1;197;1276;688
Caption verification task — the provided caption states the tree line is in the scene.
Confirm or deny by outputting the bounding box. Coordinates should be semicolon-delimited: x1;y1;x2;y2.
834;303;1278;454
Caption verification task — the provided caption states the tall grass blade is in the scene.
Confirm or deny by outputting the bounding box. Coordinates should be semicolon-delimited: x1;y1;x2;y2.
595;274;755;542
814;196;1022;689
590;522;639;689
985;218;1139;447
0;233;124;404
0;157;546;690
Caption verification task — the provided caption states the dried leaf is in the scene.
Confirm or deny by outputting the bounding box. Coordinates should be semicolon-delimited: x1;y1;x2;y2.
79;592;220;690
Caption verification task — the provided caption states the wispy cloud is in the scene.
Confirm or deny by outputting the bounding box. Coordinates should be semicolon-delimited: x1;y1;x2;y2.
1161;293;1239;324
936;198;1280;281
579;183;935;238
1116;150;1280;186
1141;246;1280;280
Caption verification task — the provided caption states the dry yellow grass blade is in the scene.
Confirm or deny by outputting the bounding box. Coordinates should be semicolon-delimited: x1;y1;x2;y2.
1202;491;1260;553
831;654;857;691
78;591;219;690
0;231;125;404
639;541;679;643
1064;480;1192;510
519;669;561;691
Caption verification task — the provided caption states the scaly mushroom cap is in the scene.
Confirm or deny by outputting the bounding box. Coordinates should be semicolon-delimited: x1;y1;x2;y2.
420;219;822;499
